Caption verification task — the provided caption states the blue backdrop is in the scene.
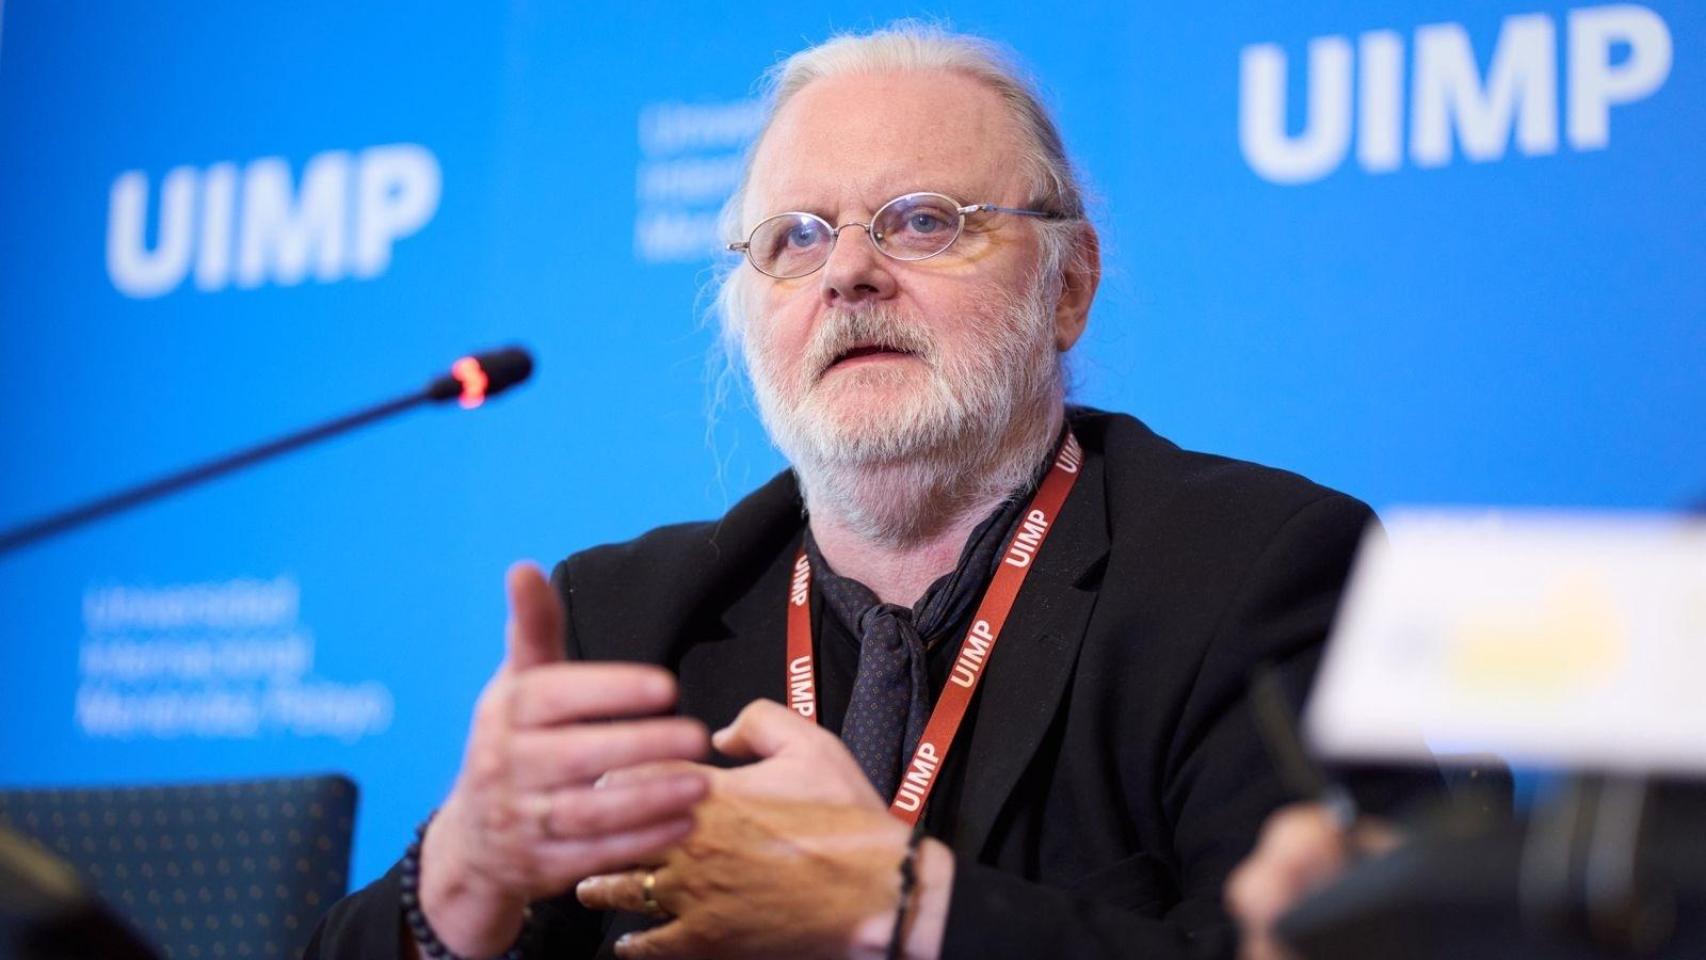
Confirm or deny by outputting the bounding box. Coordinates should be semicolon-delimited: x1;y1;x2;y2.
2;1;1701;886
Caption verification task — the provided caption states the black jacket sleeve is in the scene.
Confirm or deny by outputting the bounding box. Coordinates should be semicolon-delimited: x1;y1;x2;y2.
300;863;409;959
303;862;608;959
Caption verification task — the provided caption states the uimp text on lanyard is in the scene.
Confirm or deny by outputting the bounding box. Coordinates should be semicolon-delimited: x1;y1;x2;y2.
783;429;1084;825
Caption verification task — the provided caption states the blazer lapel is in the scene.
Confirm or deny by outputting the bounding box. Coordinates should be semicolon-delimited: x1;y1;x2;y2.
673;546;797;738
672;475;805;738
947;446;1110;857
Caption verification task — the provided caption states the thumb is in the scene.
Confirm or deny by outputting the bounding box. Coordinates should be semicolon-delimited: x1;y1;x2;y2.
712;699;820;761
503;561;565;671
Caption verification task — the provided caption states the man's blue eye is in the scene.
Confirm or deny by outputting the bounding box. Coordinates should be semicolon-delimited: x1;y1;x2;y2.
787;223;824;246
908;213;948;233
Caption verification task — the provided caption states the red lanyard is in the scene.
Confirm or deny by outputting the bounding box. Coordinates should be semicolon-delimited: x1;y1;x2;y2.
784;430;1084;824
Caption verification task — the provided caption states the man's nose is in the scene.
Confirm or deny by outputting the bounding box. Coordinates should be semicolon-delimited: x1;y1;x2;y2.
820;223;898;306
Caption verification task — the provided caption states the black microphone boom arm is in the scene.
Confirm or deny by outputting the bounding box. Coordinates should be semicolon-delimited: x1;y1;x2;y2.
0;346;533;557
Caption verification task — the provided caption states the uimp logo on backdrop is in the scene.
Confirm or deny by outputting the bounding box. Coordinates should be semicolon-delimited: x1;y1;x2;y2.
107;143;442;298
76;576;393;743
634;100;763;263
1240;4;1673;184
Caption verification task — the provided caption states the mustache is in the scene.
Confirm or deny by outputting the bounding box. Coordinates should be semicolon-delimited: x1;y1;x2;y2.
803;308;937;380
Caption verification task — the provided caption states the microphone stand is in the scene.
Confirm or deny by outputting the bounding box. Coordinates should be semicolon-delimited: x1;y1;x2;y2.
0;350;524;557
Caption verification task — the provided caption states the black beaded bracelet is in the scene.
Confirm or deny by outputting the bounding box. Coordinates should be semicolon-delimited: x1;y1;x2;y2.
400;817;530;960
885;818;929;960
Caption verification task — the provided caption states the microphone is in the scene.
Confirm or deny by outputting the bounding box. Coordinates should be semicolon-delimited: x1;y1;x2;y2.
426;346;534;408
0;346;535;557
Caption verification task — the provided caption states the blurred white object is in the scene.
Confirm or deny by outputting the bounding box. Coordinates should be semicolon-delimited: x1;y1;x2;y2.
1306;509;1706;773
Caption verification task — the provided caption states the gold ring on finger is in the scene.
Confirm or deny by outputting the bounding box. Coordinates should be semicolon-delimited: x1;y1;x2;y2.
640;870;664;916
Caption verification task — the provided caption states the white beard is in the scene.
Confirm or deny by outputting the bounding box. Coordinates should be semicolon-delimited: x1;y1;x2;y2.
743;275;1066;545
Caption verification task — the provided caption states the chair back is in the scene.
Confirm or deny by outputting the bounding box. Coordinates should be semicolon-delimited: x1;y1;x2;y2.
0;774;357;959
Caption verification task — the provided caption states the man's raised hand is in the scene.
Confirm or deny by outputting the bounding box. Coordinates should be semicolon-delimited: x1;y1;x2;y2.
416;562;710;957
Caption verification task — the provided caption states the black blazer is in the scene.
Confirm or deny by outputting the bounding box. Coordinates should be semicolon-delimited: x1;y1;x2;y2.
308;410;1380;959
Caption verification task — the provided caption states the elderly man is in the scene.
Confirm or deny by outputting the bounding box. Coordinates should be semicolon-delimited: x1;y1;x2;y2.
311;23;1382;960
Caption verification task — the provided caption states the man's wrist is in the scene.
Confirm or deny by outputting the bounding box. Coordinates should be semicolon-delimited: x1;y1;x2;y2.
415;815;529;957
851;837;953;960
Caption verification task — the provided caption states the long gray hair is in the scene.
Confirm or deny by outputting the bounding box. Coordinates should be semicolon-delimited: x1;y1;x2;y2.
711;21;1092;356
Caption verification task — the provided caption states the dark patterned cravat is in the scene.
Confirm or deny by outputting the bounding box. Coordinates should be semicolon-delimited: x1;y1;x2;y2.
807;497;1025;799
840;602;933;798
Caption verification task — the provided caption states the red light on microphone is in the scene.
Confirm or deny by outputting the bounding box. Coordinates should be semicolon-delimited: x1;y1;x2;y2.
451;356;489;409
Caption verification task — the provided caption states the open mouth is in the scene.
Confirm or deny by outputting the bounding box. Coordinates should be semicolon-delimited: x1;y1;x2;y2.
826;342;918;372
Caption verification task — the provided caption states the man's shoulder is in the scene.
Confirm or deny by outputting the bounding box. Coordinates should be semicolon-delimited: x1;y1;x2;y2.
1072;408;1375;585
1074;409;1376;697
1075;407;1371;524
554;466;802;609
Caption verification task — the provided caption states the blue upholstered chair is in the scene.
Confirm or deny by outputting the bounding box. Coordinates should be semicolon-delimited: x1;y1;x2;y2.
0;774;357;959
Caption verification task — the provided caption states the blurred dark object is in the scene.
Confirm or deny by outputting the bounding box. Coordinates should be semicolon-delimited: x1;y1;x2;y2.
0;774;357;959
1437;757;1515;823
1279;774;1706;959
0;825;158;959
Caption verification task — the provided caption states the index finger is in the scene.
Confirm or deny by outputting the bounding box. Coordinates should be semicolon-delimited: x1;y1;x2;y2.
710;698;824;760
512;662;681;727
615;919;696;960
596;759;710;790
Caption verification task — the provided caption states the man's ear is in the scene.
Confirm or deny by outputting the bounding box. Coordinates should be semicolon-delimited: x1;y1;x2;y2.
1052;224;1100;352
